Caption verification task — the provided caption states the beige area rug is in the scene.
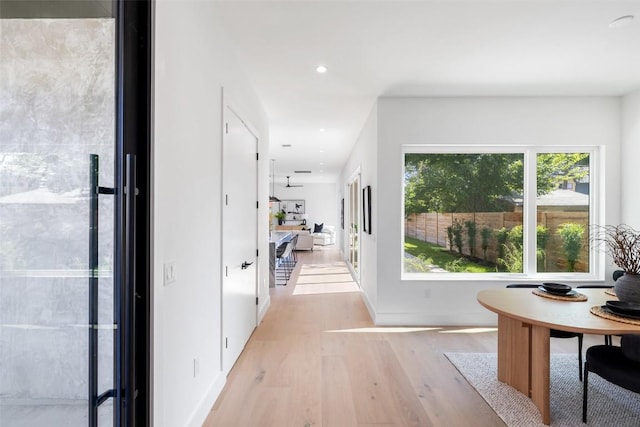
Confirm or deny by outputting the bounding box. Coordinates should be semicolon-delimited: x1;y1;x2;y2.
445;352;640;427
292;262;359;295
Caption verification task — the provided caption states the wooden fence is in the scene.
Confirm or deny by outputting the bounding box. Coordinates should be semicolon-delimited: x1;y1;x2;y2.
405;211;590;272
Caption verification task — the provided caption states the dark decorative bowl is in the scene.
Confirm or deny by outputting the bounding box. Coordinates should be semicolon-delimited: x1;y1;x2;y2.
606;300;640;317
542;282;572;294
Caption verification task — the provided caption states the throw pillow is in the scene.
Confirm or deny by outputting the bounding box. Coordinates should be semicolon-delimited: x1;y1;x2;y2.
313;223;324;233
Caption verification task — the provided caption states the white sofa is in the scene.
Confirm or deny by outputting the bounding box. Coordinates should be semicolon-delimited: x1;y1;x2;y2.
312;225;335;246
290;230;314;251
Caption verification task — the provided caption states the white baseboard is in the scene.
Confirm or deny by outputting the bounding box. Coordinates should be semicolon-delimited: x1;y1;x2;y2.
355;286;497;326
185;295;270;427
257;294;271;323
359;288;377;324
186;371;226;427
374;311;497;326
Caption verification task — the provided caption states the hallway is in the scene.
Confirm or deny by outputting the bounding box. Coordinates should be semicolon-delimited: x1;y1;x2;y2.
204;246;505;426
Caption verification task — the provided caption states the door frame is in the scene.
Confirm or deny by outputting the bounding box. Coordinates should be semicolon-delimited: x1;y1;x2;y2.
114;1;152;425
220;96;259;374
345;167;362;281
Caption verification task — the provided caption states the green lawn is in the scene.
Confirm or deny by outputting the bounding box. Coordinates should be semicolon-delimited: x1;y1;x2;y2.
404;237;495;273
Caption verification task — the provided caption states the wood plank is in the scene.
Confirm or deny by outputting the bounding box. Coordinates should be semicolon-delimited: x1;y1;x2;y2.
387;330;504;426
531;325;551;425
343;336;406;425
497;314;530;395
368;340;431;426
321;355;359;426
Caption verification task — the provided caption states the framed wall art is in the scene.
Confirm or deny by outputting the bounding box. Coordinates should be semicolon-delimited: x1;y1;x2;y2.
362;185;371;234
278;199;306;223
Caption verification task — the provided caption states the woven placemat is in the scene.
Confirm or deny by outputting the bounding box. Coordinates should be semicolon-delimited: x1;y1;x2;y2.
605;288;616;297
532;288;587;302
590;305;640;326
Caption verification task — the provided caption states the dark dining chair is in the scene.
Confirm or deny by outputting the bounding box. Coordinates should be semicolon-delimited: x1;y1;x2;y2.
576;284;615;345
583;334;640;422
577;270;624;346
506;284;584;380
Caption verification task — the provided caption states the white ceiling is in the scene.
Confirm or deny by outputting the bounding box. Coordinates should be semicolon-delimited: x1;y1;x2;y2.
214;0;640;185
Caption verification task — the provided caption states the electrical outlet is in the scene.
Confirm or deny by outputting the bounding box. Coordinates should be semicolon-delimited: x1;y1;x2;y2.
193;357;200;378
164;261;176;286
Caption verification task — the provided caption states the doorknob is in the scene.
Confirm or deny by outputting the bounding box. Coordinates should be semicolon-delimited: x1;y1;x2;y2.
241;261;253;269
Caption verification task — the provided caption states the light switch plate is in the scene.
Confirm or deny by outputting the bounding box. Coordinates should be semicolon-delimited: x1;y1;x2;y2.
164;261;176;286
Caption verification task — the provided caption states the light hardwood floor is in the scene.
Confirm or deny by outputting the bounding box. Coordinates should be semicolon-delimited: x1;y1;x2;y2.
204;246;605;427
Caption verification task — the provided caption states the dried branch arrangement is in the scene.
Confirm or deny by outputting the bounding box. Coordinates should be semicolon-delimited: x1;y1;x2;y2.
593;224;640;274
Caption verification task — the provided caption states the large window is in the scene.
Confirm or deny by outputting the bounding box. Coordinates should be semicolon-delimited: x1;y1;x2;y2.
403;147;598;279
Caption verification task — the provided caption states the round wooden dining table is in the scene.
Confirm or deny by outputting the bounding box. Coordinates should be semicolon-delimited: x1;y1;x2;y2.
477;287;640;425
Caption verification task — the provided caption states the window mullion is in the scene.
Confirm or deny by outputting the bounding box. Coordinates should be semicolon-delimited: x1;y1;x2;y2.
523;149;538;276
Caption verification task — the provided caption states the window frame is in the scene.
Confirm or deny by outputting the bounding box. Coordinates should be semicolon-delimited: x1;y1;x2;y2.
401;144;604;282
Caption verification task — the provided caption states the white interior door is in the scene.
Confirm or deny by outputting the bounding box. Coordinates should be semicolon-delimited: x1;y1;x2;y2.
222;106;258;373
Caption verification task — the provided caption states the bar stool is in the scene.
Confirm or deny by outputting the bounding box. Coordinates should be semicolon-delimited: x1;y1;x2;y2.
290;234;299;264
276;242;294;285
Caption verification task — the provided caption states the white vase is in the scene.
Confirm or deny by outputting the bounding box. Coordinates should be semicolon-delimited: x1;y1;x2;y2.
614;272;640;303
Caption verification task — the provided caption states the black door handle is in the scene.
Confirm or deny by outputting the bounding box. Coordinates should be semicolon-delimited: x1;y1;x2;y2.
241;261;253;269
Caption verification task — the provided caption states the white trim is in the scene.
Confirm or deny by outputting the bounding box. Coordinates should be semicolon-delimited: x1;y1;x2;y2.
345;168;362;283
257;294;271;324
523;149;535;275
186;371;226;427
359;287;376;324
403;144;527;154
227;104;259;141
219;87;226;373
374;311;497;326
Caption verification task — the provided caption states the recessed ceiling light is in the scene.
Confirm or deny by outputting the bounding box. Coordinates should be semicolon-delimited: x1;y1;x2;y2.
320;162;324;165
319;128;326;132
316;64;328;73
319;150;324;153
609;15;634;28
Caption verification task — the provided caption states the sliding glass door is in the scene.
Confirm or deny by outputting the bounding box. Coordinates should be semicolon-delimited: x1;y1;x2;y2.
347;174;361;276
0;2;150;426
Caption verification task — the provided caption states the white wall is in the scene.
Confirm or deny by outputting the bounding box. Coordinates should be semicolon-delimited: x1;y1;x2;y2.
154;2;269;426
622;90;640;229
364;96;621;325
273;183;338;230
338;103;379;317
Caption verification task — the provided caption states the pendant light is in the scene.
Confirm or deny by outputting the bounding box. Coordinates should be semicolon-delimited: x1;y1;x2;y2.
269;159;281;202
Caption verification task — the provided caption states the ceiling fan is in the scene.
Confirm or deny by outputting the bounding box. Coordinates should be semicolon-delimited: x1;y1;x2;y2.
284;176;303;188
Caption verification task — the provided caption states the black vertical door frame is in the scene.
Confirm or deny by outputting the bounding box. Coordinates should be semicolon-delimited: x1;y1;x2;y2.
114;0;152;425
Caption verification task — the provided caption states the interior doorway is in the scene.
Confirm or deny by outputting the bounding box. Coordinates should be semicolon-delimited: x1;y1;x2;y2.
221;105;259;374
346;172;361;278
